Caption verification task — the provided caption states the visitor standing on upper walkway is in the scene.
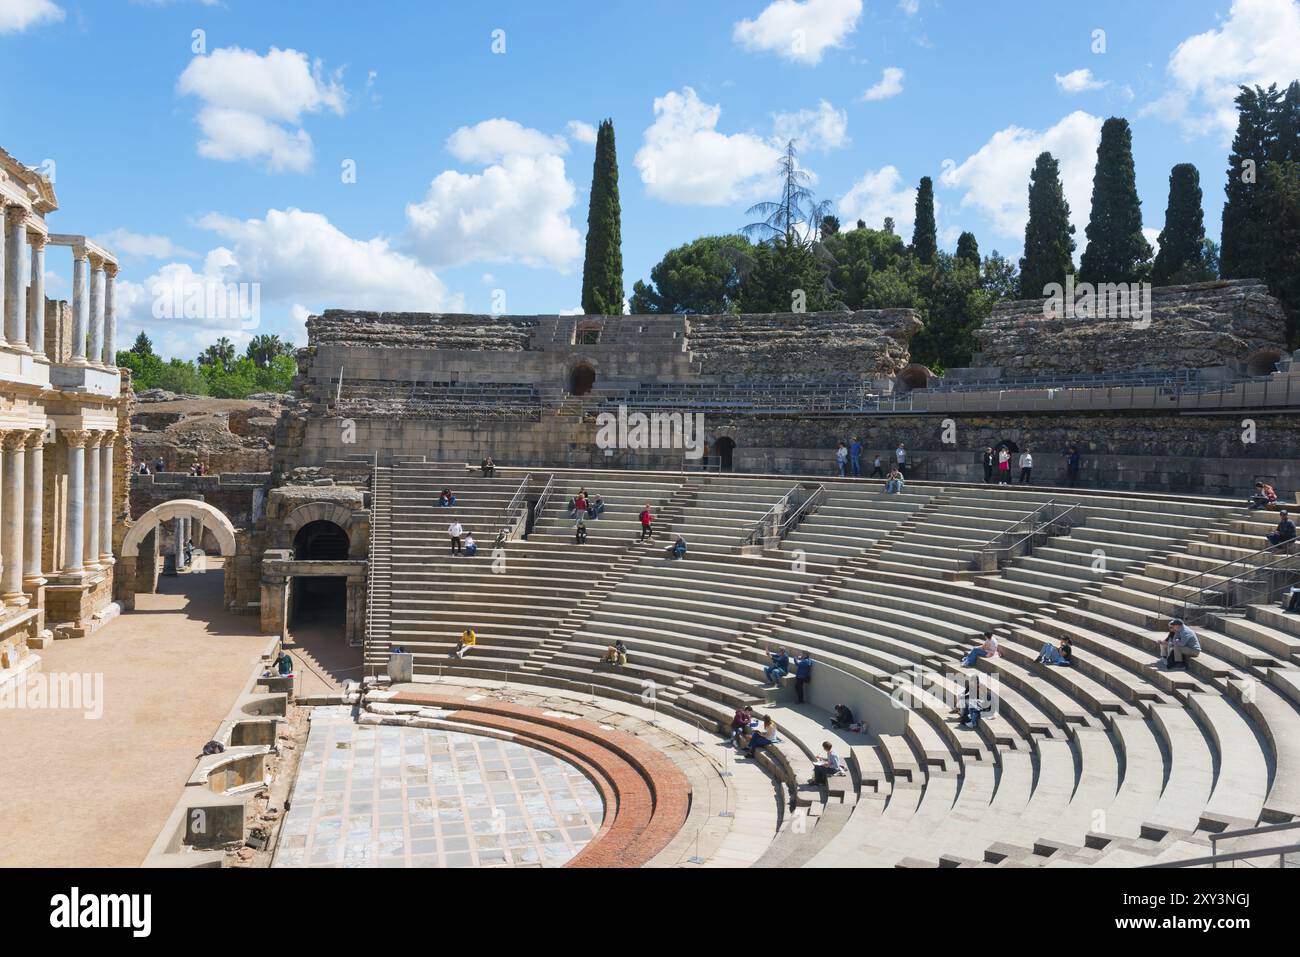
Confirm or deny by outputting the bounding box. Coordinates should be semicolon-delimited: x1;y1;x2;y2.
1019;449;1034;484
1066;445;1081;486
895;443;907;477
835;442;848;477
871;454;883;478
849;437;863;477
982;447;995;483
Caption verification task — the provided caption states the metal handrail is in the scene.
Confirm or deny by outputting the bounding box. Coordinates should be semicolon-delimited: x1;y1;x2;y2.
532;473;556;528
496;472;534;542
1157;538;1298;600
363;454;380;659
743;483;826;549
1169;549;1300;622
1148;842;1300;868
980;500;1080;563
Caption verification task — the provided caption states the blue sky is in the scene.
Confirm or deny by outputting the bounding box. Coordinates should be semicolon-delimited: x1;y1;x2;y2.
2;0;1299;359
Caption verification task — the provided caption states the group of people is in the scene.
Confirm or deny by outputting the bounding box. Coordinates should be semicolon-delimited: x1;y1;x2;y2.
834;439;907;481
447;520;478;557
982;447;1034;484
602;641;628;666
761;647;814;702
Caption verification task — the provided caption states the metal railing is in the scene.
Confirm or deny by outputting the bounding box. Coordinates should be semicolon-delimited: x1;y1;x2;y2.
1150;821;1300;868
1161;544;1300;624
496;472;535;543
743;483;826;550
977;499;1080;569
532;473;556;531
363;454;381;658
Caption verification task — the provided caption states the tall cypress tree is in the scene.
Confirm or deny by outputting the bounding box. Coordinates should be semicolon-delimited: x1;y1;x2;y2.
911;176;937;265
1019;151;1076;298
955;231;980;267
1152;163;1207;285
1220;85;1281;279
580;119;624;315
1079;117;1152;283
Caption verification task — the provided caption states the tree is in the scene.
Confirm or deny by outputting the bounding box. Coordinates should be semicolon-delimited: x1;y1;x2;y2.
736;239;834;313
198;336;236;370
1221;84;1283;280
883;217;896;235
1263;160;1300;348
981;251;1021;301
629;235;752;314
154;358;209;396
1079;117;1152;284
580;119;624;315
822;225;915;310
743;140;820;247
955;231;980;267
819;214;841;239
1152;163;1210;285
245;334;293;368
1019;152;1076;298
911;176;937;264
130;332;155;357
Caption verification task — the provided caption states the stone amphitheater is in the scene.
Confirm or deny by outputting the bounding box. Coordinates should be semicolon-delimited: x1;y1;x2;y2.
115;279;1300;871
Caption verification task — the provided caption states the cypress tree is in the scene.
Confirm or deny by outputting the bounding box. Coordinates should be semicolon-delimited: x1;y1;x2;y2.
1152;163;1207;285
1079;117;1152;284
955;231;980;267
1220;85;1281;279
1275;81;1300;163
911;176;937;265
1018;151;1076;298
580;119;624;315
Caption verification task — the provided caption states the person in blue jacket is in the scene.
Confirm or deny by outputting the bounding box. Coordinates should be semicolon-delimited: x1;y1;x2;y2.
793;652;813;703
764;647;790;685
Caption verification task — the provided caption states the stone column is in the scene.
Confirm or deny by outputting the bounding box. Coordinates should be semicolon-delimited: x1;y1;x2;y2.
63;430;87;575
174;516;185;571
88;254;105;368
71;250;89;364
84;432;101;570
2;432;26;604
28;233;45;358
103;264;117;366
4;206;29;351
23;430;44;588
99;433;114;565
0;203;6;348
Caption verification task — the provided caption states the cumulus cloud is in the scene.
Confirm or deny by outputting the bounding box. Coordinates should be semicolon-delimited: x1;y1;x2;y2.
406;122;583;270
1055;68;1107;93
772;100;849;151
176;46;346;172
0;0;63;33
567;120;599;145
837;165;920;237
635;87;781;205
94;229;197;263
939;110;1103;240
862;67;905;102
732;0;862;65
1144;0;1300;138
899;0;920;14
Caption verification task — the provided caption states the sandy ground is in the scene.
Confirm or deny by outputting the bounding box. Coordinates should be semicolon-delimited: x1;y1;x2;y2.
0;561;271;867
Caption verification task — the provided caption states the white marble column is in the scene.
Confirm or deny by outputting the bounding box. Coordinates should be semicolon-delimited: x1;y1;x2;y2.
71;249;89;365
63;430;87;575
103;264;117;367
2;432;26;604
23;430;44;588
0;204;7;348
174;516;185;570
28;233;45;358
99;432;114;565
84;432;101;570
88;254;105;368
4;206;29;351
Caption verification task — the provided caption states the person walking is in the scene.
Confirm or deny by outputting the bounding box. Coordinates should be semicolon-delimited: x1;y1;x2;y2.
1019;449;1033;484
870;454;884;478
849;437;863;477
639;504;654;541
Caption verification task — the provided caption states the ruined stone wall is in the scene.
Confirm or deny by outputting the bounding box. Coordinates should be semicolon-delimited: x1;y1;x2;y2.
307;311;540;350
685;309;922;381
974;279;1288;375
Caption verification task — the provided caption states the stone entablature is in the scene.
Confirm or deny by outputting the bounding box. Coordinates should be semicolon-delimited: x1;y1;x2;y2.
975;279;1288;376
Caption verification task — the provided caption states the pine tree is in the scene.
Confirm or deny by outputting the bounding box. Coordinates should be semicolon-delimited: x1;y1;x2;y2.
955;231;980;267
1152;163;1208;285
1275;81;1300;163
1220;85;1282;279
911;176;937;265
1019;152;1076;298
580;119;624;315
1079;117;1152;283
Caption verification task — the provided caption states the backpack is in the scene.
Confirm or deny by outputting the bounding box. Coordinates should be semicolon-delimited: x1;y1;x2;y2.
201;740;225;756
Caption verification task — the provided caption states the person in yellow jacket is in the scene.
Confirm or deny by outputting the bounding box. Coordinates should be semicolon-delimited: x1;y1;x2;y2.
454;629;477;658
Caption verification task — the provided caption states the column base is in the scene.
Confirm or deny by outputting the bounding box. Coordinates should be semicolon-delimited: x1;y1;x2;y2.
98;555;116;567
68;355;89;367
22;575;47;590
2;592;30;608
31;353;50;365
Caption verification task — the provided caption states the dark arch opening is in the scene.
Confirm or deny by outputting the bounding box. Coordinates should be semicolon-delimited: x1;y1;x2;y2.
569;364;596;396
896;363;932;392
293;520;350;561
1246;348;1284;377
996;439;1021;455
715;437;736;472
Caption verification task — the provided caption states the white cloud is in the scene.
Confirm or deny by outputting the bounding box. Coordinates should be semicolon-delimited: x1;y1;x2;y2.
94;229;197;262
1055;68;1107;93
837;165;919;237
1145;0;1300;138
176;46;346;172
480;272;496;285
862;66;905;101
939;110;1104;240
558;306;585;316
772;100;849;151
635;87;781;205
567;120;599;145
1144;227;1161;257
899;0;919;14
446;118;569;164
0;0;63;33
732;0;862;65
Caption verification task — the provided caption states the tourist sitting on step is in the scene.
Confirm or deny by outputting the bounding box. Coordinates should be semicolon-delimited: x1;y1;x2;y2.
589;494;605;518
1267;510;1296;550
575;520;588;545
481;456;496;477
1161;619;1201;670
275;651;294;677
1248;481;1278;510
1037;636;1073;666
453;629;477;658
729;705;754;741
639;505;655;540
957;687;989;728
744;715;777;758
615;640;628;666
449;520;464;555
603;645;619;665
809;741;844;785
960;630;1000;667
438;488;456;507
1285;586;1300;614
667;534;687;559
764;647;791;685
882;467;904;494
464;533;478;557
830;703;854;730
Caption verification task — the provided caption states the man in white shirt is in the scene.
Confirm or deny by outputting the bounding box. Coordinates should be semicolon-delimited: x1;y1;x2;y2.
1019;449;1033;484
449;521;464;556
895;444;907;477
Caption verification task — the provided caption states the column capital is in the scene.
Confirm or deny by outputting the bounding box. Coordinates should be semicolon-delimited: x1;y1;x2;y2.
1;431;26;452
4;204;27;227
104;261;118;278
26;230;47;249
24;429;43;451
62;429;90;449
84;430;104;449
88;250;106;271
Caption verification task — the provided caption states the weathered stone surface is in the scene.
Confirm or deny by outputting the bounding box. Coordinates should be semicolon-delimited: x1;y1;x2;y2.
975;279;1288;375
308;311;540;351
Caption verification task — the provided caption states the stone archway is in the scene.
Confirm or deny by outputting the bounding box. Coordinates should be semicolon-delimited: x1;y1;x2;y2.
118;499;238;611
281;502;357;554
569;362;597;396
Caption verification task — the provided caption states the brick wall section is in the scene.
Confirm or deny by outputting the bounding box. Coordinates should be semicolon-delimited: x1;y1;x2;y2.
389;692;692;868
